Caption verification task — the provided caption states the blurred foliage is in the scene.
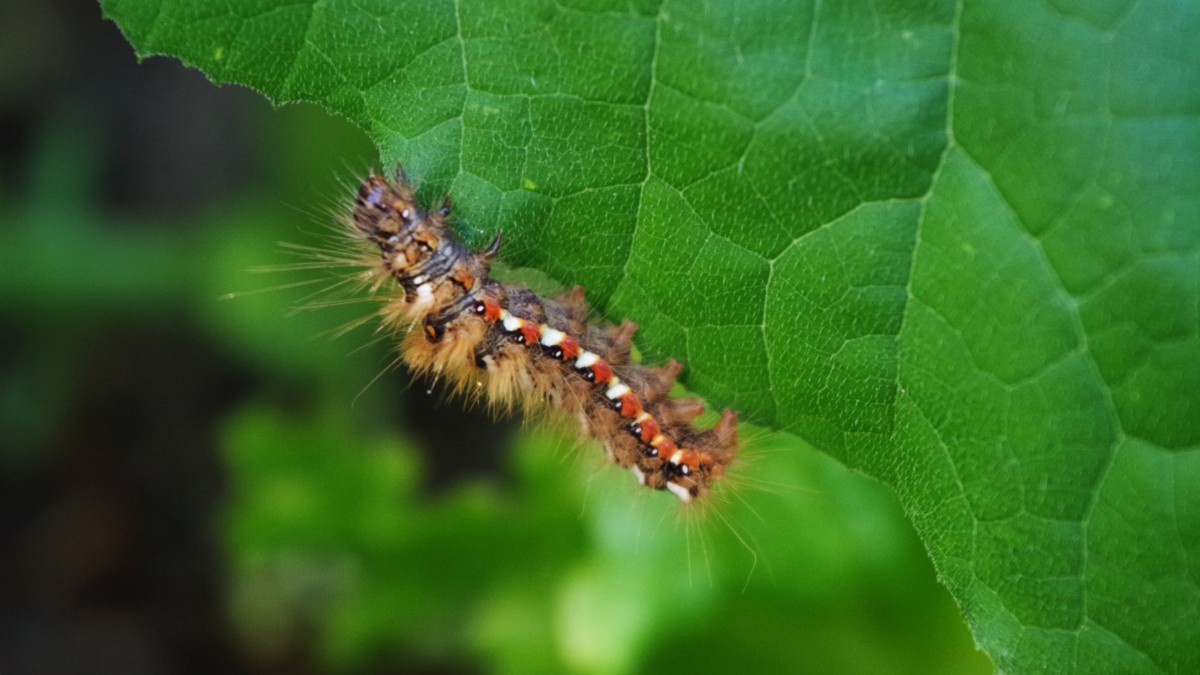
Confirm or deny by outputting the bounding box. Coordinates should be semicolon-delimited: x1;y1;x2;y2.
222;402;986;674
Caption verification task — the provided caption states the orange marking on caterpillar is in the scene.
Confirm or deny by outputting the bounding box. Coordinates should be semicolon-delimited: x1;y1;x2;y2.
518;323;541;346
587;359;613;385
630;413;660;443
556;335;580;361
616;393;642;418
478;300;502;322
650;434;677;458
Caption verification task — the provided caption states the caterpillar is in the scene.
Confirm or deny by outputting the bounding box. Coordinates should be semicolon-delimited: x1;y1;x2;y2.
348;164;739;502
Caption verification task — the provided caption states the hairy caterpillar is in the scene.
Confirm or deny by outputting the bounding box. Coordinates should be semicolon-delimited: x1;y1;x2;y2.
349;165;739;502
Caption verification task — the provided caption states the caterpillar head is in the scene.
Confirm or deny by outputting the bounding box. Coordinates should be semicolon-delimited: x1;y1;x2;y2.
352;171;443;279
351;167;496;321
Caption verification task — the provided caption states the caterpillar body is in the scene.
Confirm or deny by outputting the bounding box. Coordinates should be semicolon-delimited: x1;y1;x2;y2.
350;165;739;502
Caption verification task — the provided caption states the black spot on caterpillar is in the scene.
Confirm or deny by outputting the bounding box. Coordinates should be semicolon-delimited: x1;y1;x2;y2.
348;165;739;502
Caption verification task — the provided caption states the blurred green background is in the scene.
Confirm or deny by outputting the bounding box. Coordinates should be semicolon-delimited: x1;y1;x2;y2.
0;2;990;673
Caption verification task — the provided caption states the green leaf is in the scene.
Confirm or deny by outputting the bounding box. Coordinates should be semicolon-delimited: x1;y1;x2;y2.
101;0;1199;671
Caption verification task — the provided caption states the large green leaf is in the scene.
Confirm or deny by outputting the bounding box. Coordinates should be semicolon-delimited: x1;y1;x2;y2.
101;0;1199;671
